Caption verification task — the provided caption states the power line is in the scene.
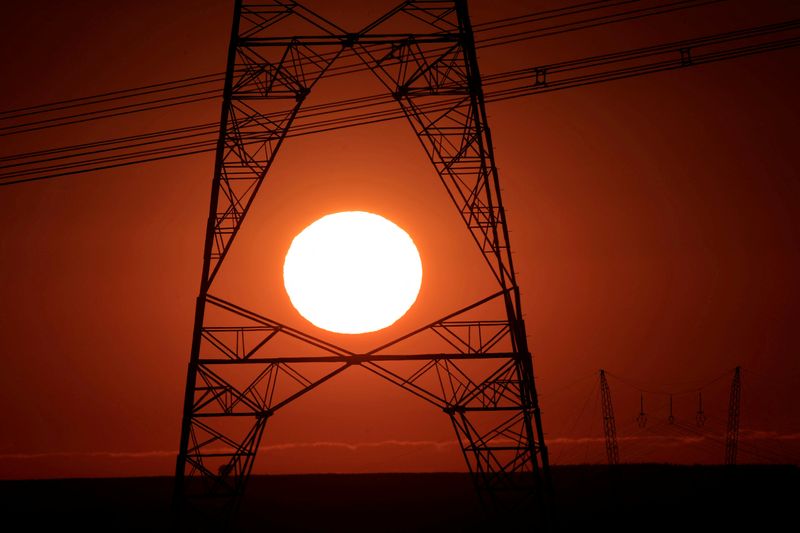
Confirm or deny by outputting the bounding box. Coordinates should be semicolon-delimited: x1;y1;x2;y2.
605;368;735;396
0;0;716;132
0;122;218;164
0;72;227;121
479;0;727;48
473;0;640;32
2;16;797;186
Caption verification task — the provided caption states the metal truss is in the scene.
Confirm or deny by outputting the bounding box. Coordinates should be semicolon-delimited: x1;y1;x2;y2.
725;366;741;465
599;369;619;465
175;0;551;527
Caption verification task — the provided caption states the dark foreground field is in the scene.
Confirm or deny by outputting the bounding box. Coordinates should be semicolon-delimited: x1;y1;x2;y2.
1;465;797;531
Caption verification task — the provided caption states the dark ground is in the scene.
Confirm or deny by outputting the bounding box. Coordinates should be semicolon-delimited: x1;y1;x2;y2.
1;465;797;531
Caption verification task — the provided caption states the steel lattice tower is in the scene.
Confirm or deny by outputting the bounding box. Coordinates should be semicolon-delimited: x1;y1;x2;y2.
174;0;551;526
599;369;619;465
725;366;741;465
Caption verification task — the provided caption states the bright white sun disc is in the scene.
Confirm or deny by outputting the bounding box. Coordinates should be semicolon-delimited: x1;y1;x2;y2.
283;211;423;334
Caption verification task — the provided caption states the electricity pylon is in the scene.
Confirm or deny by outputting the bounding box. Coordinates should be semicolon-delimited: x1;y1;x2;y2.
725;366;741;465
174;0;551;526
599;369;619;465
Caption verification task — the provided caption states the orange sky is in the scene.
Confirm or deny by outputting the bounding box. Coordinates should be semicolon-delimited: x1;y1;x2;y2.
1;0;799;479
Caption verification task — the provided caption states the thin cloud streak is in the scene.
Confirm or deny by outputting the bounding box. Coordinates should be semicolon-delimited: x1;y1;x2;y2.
1;431;798;461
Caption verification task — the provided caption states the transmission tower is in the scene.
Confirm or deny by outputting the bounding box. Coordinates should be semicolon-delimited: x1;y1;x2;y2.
696;391;706;427
599;369;619;465
173;0;551;527
636;392;647;428
725;366;741;465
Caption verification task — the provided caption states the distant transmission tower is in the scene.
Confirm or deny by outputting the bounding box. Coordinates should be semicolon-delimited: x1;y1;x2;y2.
599;369;619;465
695;392;706;427
173;0;551;527
725;366;741;465
636;392;647;428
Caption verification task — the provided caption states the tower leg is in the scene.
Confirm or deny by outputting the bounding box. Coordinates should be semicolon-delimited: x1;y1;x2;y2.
174;2;552;528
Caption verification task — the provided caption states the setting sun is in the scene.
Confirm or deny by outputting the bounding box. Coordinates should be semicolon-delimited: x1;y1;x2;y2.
283;211;423;334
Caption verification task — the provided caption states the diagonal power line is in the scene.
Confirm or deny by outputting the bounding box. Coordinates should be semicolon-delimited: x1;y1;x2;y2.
3;9;798;185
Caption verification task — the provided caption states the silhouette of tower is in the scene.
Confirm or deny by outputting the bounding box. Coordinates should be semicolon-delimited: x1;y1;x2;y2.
173;0;551;526
695;392;706;427
725;366;741;465
636;392;647;428
599;369;619;465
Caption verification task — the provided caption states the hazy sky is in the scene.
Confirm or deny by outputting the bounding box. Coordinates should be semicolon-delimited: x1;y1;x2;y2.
1;0;798;479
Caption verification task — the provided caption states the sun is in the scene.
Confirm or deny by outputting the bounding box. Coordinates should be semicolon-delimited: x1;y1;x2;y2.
283;211;423;334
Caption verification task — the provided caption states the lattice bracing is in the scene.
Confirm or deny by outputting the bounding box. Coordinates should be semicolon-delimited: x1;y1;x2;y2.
175;1;551;527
